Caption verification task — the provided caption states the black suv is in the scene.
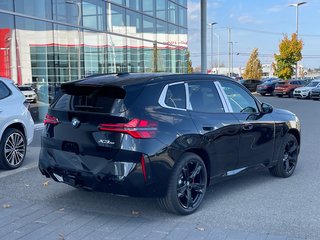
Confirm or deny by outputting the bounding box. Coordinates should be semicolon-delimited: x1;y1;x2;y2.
39;73;301;215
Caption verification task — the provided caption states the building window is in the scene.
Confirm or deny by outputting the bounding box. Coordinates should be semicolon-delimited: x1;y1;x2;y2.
82;0;106;31
143;0;154;17
107;3;126;35
15;0;52;20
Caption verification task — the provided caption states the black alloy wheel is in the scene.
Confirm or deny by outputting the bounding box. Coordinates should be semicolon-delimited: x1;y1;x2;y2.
269;134;299;178
0;128;26;170
158;153;207;215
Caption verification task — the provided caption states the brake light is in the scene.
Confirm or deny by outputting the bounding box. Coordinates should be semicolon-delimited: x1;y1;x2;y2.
44;113;59;125
98;118;157;139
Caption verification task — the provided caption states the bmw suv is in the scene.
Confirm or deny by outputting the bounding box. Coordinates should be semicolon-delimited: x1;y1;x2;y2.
39;73;301;215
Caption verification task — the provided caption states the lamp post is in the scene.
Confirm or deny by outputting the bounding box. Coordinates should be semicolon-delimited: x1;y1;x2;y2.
213;32;220;74
208;22;217;71
289;1;307;79
200;0;207;73
66;0;82;79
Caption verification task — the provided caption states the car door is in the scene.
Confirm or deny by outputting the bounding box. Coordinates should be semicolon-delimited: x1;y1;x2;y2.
187;80;240;178
218;80;275;168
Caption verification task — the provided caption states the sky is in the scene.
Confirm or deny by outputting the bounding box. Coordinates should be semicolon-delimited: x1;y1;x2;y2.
187;0;320;70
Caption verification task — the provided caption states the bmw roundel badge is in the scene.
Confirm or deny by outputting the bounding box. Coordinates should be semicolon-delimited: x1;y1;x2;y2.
71;118;80;128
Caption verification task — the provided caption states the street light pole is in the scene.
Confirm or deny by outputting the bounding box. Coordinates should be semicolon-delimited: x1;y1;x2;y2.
289;1;307;79
213;33;220;74
200;0;207;73
208;22;217;71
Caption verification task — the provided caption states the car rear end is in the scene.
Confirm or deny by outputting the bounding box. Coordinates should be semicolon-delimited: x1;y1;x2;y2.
257;81;275;95
38;77;170;197
274;81;290;96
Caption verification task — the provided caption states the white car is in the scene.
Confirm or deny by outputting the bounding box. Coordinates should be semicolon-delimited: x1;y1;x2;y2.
18;85;37;103
0;78;34;170
293;80;320;99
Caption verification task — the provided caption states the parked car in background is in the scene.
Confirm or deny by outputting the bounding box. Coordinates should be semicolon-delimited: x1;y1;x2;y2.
39;73;301;215
18;85;37;103
38;84;61;104
310;86;320;100
256;80;279;96
239;79;261;92
293;79;320;99
0;78;34;170
274;80;306;98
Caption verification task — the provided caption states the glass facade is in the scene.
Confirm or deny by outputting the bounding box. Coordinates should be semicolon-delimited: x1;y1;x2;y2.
0;0;188;123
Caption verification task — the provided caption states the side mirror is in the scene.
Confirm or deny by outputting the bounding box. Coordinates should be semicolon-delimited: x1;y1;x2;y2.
261;103;273;114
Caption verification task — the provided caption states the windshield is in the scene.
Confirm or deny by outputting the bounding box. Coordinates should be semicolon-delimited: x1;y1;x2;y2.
306;82;320;88
18;86;33;91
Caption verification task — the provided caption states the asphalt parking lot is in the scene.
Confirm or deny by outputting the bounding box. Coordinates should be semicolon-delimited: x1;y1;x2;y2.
0;95;319;240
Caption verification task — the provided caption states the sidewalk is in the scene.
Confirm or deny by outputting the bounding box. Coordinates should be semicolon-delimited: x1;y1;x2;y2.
0;195;305;240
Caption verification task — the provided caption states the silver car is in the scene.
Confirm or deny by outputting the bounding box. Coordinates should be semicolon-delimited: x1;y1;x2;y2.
0;78;34;170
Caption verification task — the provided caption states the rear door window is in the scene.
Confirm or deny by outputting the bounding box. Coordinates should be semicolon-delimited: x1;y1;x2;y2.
188;81;224;113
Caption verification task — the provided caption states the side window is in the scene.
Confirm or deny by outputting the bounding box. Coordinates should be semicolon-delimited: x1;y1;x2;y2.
188;81;224;113
164;83;186;109
220;81;258;113
0;82;11;100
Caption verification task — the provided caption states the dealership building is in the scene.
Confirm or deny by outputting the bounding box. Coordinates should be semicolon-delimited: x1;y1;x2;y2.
0;0;188;122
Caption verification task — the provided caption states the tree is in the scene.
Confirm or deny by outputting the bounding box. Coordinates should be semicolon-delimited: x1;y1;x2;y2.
273;33;303;80
186;50;193;73
242;48;263;80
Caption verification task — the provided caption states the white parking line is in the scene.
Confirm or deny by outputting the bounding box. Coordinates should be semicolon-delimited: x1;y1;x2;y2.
0;162;38;179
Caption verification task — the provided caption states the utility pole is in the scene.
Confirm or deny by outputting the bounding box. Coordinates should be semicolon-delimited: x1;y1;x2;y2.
228;27;231;77
200;0;207;73
209;22;217;71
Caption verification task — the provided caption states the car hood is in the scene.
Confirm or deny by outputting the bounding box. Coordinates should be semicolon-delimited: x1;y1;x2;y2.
21;90;36;95
272;108;295;116
294;87;313;91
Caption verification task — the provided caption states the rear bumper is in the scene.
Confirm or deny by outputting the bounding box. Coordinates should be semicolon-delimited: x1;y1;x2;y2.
38;146;162;197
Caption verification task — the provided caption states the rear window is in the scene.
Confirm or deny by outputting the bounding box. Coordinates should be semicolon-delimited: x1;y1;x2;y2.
52;86;127;114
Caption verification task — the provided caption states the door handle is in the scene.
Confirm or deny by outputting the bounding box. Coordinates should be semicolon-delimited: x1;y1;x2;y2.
242;124;253;131
202;126;214;131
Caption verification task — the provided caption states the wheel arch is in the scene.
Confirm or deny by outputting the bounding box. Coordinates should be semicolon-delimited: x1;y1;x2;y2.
185;148;211;186
287;128;300;148
3;122;26;139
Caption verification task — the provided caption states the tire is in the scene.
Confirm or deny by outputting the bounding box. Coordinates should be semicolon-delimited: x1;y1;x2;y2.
288;91;294;98
277;95;283;98
0;128;27;170
260;93;266;96
312;98;319;101
269;134;299;178
158;153;207;215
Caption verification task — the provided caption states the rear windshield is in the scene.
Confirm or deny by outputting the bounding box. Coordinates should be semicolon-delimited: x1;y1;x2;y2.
52;86;127;114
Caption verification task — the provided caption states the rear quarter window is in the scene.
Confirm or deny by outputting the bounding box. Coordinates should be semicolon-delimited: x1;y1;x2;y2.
0;82;11;100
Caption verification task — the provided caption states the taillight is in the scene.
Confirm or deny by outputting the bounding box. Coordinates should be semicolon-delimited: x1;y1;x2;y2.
44;113;59;125
98;118;157;139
